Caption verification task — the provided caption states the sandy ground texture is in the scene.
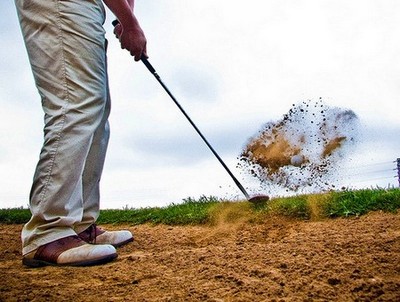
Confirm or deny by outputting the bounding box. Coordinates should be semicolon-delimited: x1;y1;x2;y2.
0;211;399;301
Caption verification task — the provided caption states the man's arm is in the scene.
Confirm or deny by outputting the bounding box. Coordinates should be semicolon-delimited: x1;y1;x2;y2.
127;0;134;10
102;0;147;61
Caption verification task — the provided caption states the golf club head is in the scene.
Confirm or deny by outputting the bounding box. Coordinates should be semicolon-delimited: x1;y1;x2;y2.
248;194;269;204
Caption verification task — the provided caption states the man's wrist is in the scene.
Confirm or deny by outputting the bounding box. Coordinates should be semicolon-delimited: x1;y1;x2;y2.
115;14;141;31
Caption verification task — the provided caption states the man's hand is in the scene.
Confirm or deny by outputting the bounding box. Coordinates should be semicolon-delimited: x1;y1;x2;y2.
113;22;123;39
117;24;147;61
113;20;147;61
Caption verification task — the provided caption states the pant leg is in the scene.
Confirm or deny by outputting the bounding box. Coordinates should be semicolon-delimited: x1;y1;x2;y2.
76;65;111;233
15;0;109;255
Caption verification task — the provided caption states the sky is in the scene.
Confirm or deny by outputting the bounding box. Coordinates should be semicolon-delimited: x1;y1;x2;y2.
1;0;400;209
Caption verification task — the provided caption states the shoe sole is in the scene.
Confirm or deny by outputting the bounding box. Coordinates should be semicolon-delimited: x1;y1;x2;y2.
22;253;118;268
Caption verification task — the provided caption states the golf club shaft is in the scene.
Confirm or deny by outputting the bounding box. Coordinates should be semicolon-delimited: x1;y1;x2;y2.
140;57;250;200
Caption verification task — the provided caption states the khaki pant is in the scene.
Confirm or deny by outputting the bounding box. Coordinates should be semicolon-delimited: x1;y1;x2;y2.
15;0;111;255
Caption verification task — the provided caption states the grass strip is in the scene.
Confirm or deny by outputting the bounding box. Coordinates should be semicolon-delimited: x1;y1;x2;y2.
98;196;220;225
0;189;399;225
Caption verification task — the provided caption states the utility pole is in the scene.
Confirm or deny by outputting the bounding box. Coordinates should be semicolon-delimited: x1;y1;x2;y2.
397;158;400;187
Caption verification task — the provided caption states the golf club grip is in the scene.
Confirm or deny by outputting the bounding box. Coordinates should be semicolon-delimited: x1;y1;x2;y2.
112;19;119;27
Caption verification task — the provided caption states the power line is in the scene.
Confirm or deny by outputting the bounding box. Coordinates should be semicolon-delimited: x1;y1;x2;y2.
350;175;397;184
345;160;395;170
344;168;396;177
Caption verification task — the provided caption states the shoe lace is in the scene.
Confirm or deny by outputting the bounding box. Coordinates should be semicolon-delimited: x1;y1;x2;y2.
81;224;98;244
89;224;97;244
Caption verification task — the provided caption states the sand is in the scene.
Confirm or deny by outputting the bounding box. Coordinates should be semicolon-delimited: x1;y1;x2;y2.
1;211;399;301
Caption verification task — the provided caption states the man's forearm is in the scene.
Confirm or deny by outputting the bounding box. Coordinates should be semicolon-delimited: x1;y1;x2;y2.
102;0;138;29
127;0;134;10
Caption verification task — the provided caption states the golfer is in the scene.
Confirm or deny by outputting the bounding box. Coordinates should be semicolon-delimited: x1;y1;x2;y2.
14;0;147;267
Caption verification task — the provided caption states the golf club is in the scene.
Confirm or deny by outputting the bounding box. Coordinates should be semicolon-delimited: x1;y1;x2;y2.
113;20;268;203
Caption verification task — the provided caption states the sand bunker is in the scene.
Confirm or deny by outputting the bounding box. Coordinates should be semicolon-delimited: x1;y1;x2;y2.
238;99;359;193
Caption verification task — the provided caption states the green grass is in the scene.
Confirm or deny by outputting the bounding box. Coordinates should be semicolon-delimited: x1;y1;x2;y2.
0;207;31;224
99;195;220;225
1;188;399;225
324;188;400;217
